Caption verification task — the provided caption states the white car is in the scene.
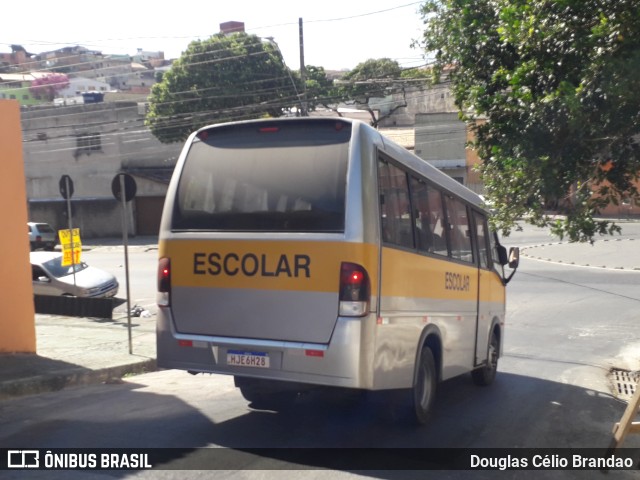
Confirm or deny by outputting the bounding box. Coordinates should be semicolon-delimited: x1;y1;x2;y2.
28;222;57;251
30;251;119;298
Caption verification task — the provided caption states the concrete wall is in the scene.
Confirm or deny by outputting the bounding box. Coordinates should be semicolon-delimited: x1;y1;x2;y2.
0;100;36;353
378;83;456;128
29;199;134;239
21;101;182;237
414;112;479;191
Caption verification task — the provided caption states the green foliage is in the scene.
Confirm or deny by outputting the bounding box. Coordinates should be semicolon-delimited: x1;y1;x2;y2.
145;33;299;144
400;67;433;80
336;58;407;126
421;0;640;242
298;65;336;112
338;58;402;102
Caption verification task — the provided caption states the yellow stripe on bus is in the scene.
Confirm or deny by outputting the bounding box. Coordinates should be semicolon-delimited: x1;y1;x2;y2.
160;240;505;302
381;247;504;302
160;239;378;292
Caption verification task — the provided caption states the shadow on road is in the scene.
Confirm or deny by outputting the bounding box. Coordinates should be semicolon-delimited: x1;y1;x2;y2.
2;369;638;478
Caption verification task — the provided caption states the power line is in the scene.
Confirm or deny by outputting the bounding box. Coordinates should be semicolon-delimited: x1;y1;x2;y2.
303;2;423;24
2;2;425;71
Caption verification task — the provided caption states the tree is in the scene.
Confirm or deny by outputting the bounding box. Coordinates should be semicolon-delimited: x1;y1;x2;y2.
298;65;336;113
336;59;410;127
420;0;640;242
29;73;69;102
146;33;299;144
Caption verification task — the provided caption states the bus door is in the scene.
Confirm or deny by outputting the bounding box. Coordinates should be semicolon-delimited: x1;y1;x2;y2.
441;195;480;372
472;211;502;366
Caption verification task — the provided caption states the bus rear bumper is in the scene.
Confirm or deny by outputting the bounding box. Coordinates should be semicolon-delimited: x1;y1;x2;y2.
156;307;374;389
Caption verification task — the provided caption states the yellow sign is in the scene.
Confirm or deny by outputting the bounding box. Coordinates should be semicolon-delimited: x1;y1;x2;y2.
58;228;81;246
58;228;82;266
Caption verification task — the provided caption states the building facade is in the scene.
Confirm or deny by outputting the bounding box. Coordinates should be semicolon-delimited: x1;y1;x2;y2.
22;102;183;238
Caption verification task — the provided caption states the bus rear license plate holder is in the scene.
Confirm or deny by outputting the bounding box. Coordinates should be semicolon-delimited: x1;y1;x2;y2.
226;350;270;368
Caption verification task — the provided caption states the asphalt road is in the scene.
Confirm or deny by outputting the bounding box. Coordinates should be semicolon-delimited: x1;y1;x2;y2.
3;223;639;479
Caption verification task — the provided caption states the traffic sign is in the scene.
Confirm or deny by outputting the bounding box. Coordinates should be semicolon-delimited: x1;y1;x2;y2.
59;175;74;199
58;228;82;267
111;173;137;202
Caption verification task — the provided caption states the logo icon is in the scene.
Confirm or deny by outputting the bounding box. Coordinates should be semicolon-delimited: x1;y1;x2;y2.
7;450;39;468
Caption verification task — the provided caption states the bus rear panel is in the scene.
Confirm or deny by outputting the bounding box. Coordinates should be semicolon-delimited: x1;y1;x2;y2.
157;118;380;388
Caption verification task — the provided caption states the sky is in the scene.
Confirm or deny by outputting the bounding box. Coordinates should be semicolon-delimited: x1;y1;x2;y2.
3;1;429;71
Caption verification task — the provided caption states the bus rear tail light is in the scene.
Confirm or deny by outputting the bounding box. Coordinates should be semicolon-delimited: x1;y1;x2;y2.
158;257;171;306
339;262;370;317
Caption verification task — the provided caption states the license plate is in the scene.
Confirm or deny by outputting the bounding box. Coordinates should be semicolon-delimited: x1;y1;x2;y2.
227;350;270;368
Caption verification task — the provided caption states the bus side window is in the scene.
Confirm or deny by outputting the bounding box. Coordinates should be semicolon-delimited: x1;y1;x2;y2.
411;176;446;256
378;158;414;249
489;231;505;275
473;211;490;269
444;195;474;263
427;187;448;256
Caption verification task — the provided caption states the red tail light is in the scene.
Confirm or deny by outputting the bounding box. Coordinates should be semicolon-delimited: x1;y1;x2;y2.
339;262;370;317
158;257;171;306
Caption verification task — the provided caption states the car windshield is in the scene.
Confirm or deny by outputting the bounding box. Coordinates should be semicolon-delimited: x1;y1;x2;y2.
36;224;54;233
41;257;88;278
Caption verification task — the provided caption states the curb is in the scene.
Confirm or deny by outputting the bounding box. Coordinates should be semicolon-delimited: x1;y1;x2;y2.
521;238;640;271
0;358;157;400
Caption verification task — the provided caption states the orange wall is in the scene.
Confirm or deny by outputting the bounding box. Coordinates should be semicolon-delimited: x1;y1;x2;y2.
0;100;36;353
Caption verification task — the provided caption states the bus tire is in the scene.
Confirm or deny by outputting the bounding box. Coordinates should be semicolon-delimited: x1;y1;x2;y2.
412;346;437;425
471;330;499;386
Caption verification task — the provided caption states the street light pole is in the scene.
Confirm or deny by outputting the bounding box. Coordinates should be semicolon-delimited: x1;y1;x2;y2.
299;17;308;117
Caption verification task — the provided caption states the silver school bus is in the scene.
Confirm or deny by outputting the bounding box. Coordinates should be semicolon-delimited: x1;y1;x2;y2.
156;117;519;424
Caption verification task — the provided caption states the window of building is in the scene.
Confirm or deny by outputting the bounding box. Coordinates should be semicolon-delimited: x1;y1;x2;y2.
76;133;102;152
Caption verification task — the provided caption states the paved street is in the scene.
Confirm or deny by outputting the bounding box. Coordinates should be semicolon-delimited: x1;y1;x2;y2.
1;222;639;478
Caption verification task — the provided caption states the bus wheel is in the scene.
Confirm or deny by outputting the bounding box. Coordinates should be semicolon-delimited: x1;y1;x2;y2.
471;331;499;386
412;347;437;425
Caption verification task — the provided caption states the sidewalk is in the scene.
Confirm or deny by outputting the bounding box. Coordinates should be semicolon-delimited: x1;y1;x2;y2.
1;228;639;400
0;309;156;400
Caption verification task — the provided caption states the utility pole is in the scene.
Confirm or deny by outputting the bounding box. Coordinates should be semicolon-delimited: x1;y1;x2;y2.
299;17;308;117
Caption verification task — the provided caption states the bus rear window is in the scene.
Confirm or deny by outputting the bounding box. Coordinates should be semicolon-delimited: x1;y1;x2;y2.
172;121;350;232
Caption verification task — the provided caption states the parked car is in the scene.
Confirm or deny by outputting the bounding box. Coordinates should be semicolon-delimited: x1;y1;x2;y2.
28;222;57;251
30;251;119;298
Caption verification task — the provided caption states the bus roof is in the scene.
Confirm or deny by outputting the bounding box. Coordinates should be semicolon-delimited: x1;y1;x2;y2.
194;117;486;211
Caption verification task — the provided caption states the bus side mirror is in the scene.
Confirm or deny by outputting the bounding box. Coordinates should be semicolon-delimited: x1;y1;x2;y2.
508;247;520;269
497;245;519;285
